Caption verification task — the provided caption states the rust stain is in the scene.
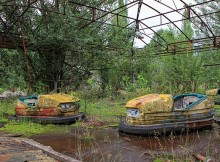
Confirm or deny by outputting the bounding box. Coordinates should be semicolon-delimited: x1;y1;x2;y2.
125;94;214;125
15;94;80;117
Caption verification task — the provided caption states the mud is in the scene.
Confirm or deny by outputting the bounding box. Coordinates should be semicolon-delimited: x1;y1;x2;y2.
31;125;220;162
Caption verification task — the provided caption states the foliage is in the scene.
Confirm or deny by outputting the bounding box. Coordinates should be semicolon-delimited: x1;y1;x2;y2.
0;100;16;121
0;88;4;94
0;49;26;90
1;0;132;94
133;12;216;95
1;0;220;97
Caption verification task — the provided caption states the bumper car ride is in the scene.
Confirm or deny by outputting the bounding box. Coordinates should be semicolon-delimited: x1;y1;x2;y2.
9;93;85;124
206;88;220;124
118;93;215;135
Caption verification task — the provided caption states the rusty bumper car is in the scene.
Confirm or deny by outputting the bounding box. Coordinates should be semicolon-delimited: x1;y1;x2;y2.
206;88;220;125
9;93;85;124
119;93;215;135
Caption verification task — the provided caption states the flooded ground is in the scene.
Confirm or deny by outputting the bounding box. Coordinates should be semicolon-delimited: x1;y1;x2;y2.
31;126;220;162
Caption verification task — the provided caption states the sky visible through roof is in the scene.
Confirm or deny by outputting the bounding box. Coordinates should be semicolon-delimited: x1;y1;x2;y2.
128;0;192;47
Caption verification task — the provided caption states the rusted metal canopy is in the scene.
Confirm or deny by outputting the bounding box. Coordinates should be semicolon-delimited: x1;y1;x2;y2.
0;0;220;55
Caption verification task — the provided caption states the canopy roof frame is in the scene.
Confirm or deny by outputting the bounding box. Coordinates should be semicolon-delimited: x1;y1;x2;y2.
1;0;220;56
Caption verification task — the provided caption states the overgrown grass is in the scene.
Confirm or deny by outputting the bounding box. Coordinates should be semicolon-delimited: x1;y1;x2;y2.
80;98;126;122
0;99;15;122
214;105;220;116
0;121;69;136
149;128;220;162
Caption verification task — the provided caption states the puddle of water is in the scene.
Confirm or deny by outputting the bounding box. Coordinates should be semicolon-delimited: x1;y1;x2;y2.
31;126;219;162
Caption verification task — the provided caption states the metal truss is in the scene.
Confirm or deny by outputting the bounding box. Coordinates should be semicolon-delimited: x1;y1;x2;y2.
1;0;220;56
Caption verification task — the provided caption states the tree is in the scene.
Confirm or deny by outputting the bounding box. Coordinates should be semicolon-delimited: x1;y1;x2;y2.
1;0;131;94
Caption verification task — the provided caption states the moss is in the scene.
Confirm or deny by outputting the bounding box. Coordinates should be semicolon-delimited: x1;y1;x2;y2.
0;121;68;137
153;158;163;162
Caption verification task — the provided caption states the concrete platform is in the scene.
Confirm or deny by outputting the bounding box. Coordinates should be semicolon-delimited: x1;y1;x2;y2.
0;134;80;162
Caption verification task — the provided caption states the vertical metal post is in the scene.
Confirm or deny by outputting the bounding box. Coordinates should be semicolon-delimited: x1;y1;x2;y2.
187;6;190;19
160;13;162;25
21;31;31;95
92;8;96;21
213;36;216;47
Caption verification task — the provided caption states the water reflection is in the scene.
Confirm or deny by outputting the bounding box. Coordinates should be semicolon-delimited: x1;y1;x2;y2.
31;126;218;162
